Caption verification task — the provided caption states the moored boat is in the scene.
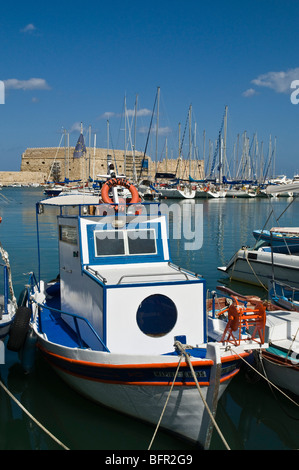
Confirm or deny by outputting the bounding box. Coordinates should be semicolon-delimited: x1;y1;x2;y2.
0;245;17;341
207;285;299;397
11;167;267;449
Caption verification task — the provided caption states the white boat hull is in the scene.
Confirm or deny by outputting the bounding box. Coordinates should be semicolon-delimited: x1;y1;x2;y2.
218;249;299;289
159;188;196;199
34;334;240;447
55;365;229;444
261;354;299;396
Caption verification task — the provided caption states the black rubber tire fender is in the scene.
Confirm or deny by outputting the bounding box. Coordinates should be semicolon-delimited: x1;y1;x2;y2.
7;306;32;352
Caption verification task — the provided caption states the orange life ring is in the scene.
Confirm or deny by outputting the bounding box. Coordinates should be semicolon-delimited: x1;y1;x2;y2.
101;178;140;205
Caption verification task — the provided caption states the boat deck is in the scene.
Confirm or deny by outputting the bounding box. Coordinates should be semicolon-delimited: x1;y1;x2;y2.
84;262;200;286
38;294;90;349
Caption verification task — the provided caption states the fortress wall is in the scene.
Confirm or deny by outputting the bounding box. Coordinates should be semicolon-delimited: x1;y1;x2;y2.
16;147;204;183
0;171;46;185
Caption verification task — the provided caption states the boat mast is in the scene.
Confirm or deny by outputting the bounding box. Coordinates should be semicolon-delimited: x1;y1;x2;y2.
222;105;228;186
178;122;181;180
133;94;138;183
124;95;127;176
189;104;192;179
202;130;206;179
155;86;160;182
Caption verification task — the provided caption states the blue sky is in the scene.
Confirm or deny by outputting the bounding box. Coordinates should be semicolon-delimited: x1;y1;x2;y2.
1;0;299;177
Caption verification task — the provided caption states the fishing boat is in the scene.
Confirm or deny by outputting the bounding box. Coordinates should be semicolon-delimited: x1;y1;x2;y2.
207;285;299;397
259;310;299;396
253;227;299;247
12;166;267;449
261;279;299;396
268;279;299;312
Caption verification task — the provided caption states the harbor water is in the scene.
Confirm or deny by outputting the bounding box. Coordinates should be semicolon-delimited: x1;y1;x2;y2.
0;186;298;450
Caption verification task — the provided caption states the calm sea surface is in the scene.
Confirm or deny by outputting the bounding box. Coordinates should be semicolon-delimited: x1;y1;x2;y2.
0;187;298;450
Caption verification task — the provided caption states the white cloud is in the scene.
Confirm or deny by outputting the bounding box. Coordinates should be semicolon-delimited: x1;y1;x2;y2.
126;108;152;118
100;108;152;120
139;125;172;136
242;88;258;98
20;23;36;33
251;68;299;94
69;122;83;133
100;111;116;119
4;78;50;91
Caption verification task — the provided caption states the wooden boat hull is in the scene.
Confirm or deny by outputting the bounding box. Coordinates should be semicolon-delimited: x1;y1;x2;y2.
35;333;244;447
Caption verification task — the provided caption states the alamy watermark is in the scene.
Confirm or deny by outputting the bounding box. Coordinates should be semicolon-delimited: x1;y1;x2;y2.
290;80;299;104
93;202;203;251
0;81;4;104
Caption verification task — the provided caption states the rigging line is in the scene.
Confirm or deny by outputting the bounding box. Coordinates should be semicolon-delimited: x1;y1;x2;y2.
137;90;158;183
230;348;299;408
0;378;70;449
257;352;299;421
46;133;64;182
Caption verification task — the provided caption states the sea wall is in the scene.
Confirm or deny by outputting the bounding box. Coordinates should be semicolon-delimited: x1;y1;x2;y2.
0;171;46;185
15;147;204;183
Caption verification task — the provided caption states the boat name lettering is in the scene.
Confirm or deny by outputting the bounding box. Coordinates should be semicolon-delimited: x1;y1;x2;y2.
154;370;207;378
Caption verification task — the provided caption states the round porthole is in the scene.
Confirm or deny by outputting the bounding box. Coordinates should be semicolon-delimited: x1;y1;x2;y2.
136;294;177;337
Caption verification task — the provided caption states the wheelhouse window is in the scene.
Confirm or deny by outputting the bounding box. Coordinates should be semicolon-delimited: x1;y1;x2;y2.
59;225;77;245
94;228;157;257
95;230;125;256
127;229;156;255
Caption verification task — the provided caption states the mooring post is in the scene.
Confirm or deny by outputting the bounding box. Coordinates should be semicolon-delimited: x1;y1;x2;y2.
198;342;222;449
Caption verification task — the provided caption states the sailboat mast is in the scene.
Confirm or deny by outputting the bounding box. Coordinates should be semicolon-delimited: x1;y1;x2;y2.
133;94;138;183
222;105;228;185
155;87;160;181
178;122;181;180
189;105;192;178
124;95;127;176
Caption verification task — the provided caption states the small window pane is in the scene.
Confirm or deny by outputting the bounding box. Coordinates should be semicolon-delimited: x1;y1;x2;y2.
95;231;125;256
128;229;156;255
136;294;177;337
59;225;77;244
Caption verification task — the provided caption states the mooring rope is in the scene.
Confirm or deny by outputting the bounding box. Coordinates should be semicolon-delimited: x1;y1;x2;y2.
175;341;230;450
230;347;299;407
148;342;231;450
148;355;183;450
0;378;70;450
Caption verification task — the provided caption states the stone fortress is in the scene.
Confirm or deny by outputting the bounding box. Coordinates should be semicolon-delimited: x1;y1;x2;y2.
0;146;204;185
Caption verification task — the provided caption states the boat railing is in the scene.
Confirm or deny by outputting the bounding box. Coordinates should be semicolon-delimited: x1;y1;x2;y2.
85;266;107;284
0;262;10;317
117;271;190;284
31;297;110;352
270;279;299;301
167;262;202;279
86;262;202;285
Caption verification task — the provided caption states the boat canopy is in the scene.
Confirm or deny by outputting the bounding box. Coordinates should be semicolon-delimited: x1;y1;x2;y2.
38;194;100;206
